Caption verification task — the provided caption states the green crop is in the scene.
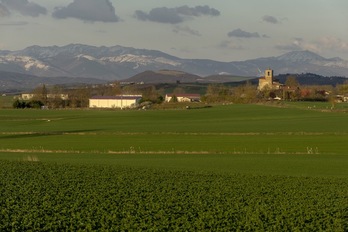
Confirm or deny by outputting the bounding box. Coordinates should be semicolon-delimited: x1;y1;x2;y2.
0;104;348;230
0;161;347;231
0;104;348;155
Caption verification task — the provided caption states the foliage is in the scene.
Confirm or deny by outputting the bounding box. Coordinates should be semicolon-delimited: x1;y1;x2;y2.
285;75;300;88
231;82;258;103
138;85;164;104
203;84;233;103
0;161;346;231
13;100;43;109
337;81;348;95
169;94;178;102
32;84;48;105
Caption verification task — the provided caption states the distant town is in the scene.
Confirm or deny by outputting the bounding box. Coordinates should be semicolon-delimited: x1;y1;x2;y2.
5;68;347;110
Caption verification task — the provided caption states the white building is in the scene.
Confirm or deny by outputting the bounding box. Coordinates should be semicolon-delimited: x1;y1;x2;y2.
165;94;201;102
258;68;282;90
21;93;69;100
89;95;142;109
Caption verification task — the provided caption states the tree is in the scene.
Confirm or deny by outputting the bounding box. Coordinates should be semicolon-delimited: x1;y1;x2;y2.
169;95;178;102
204;84;232;103
285;75;300;88
68;86;91;108
48;85;66;109
140;85;163;104
232;81;257;103
337;81;348;95
28;100;44;109
13;100;23;109
32;84;48;105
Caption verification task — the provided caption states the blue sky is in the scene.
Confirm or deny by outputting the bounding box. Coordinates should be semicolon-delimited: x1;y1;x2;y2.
0;0;347;61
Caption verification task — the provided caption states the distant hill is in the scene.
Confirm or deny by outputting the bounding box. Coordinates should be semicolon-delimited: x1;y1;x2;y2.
123;70;255;84
246;73;348;86
1;69;347;93
123;70;202;83
276;73;348;86
0;71;105;92
1;44;348;81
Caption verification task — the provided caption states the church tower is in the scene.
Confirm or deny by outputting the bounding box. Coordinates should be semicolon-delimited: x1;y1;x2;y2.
258;68;274;90
265;68;273;83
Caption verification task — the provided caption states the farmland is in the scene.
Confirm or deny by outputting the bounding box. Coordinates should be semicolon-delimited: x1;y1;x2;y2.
0;103;347;230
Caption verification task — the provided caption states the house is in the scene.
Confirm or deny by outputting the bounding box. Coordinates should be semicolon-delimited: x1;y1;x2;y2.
335;94;348;102
21;93;69;100
89;95;142;109
21;93;35;100
165;94;201;102
258;68;282;90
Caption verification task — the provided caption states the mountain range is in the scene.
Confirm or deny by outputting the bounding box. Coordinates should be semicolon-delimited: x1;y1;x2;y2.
0;44;347;92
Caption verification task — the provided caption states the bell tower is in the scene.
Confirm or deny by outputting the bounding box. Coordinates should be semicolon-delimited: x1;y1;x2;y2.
265;68;273;83
258;68;274;90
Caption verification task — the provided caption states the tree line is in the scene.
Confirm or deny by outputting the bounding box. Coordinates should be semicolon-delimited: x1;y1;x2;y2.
12;77;348;109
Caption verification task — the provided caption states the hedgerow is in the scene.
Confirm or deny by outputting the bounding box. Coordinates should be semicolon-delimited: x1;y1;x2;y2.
0;160;346;231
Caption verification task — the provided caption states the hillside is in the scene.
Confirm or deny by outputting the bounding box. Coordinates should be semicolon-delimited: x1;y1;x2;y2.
1;44;348;81
0;71;105;92
123;70;201;83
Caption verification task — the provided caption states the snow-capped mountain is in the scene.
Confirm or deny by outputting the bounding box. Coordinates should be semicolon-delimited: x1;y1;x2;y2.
0;44;348;80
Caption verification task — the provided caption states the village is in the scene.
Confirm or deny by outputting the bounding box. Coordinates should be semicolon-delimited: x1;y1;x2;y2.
11;68;348;110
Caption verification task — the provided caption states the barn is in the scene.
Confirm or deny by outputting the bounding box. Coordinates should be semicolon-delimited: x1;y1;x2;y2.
89;95;142;109
165;94;201;102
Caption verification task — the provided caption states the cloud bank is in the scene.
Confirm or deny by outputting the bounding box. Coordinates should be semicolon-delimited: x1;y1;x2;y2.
173;26;201;36
0;4;10;17
52;0;120;22
228;29;261;38
134;5;220;24
0;0;46;17
262;15;279;24
275;37;348;54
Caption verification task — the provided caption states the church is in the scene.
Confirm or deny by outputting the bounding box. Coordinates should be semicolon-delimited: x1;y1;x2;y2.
258;68;282;90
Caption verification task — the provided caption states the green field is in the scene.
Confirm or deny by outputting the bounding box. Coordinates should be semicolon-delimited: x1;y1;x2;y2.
0;104;347;230
0;95;15;108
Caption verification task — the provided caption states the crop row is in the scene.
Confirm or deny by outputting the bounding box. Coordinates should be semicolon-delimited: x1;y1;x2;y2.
0;160;347;231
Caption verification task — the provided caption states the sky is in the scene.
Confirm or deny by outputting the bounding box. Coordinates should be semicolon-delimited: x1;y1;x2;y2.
0;0;348;62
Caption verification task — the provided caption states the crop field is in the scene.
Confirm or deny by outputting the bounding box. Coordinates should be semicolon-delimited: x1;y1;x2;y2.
0;104;347;230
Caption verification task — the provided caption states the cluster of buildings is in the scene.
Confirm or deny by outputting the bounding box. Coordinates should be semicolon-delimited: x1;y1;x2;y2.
258;68;348;101
258;68;282;91
20;93;69;101
89;69;280;109
89;93;201;109
17;68;348;109
89;95;143;109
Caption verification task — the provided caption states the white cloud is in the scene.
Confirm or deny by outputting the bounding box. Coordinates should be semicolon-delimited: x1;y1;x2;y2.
173;26;201;36
1;0;47;17
228;29;261;38
262;15;279;24
134;5;220;24
0;3;10;17
52;0;120;22
276;37;348;55
318;36;348;52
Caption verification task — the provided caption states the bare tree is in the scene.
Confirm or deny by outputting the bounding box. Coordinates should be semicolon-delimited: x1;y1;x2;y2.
32;84;48;105
285;75;300;88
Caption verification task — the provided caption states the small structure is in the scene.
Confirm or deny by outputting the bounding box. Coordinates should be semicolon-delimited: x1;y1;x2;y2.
89;95;142;109
258;68;282;90
21;94;35;100
165;94;201;102
21;93;69;100
335;95;348;102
